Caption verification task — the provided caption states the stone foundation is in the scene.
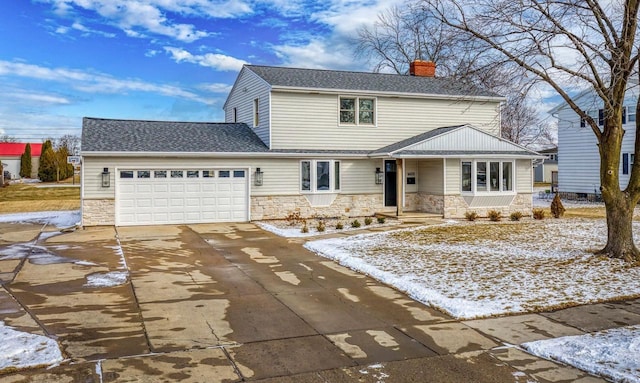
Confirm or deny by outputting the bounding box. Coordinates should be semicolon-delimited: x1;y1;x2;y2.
415;192;444;214
251;194;384;220
82;199;115;226
443;193;533;219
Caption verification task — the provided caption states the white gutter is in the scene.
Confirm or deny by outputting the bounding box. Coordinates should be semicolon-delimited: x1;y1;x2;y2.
81;151;371;159
271;86;505;103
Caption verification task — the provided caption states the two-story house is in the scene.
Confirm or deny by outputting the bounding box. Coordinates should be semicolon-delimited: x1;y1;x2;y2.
80;61;542;226
550;85;638;200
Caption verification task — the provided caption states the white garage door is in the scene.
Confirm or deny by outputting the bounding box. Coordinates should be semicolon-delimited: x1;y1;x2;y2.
117;168;248;226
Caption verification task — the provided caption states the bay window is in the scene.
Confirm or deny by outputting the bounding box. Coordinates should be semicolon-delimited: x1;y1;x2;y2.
461;160;514;193
300;160;341;193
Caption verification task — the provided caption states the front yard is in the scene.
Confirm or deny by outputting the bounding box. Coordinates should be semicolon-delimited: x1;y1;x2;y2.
304;218;640;319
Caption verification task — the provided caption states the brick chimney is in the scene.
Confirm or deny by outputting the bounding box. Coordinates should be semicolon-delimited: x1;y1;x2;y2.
410;60;436;77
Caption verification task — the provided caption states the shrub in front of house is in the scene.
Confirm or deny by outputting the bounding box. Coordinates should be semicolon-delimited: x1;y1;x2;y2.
364;217;373;225
377;216;385;224
550;193;566;218
351;219;361;228
317;220;326;232
532;208;546;220
510;211;524;221
465;211;478;221
301;222;309;233
488;210;502;221
335;222;343;230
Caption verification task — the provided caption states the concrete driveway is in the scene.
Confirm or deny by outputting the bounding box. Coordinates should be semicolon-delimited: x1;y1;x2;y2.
0;222;613;382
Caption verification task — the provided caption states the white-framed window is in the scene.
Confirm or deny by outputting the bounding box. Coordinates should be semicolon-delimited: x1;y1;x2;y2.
580;109;602;128
461;160;514;194
339;96;376;126
624;106;636;124
300;160;341;193
253;98;259;127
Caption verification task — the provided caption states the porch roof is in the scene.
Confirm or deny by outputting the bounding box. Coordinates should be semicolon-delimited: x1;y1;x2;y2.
370;124;544;159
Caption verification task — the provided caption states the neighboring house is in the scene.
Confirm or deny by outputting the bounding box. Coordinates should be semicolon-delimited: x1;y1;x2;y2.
534;146;558;188
550;86;638;199
0;143;43;179
80;61;543;227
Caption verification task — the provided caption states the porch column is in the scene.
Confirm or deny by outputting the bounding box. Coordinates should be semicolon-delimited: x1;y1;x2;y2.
396;158;403;216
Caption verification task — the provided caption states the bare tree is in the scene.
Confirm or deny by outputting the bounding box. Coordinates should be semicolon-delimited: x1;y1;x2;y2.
355;3;553;147
0;135;17;143
422;0;640;262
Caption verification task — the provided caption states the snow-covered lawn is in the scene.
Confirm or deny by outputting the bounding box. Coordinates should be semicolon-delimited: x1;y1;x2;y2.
523;325;640;383
305;219;640;319
0;321;63;373
257;216;400;238
305;216;640;381
0;210;80;228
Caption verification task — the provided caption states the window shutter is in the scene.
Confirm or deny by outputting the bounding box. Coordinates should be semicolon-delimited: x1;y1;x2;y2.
623;107;627;124
598;109;604;126
623;153;629;175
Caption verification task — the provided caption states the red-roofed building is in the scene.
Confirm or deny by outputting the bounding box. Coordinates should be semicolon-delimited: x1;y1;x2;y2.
0;143;43;179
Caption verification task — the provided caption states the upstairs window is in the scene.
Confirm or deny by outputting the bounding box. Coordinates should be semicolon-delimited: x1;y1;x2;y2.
253;98;259;127
580;109;602;128
300;160;341;193
339;96;375;126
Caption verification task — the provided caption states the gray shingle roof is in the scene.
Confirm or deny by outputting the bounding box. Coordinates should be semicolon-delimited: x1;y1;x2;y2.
81;118;269;153
246;65;502;98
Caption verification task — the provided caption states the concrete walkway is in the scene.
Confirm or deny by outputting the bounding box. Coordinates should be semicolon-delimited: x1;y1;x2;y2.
0;221;636;382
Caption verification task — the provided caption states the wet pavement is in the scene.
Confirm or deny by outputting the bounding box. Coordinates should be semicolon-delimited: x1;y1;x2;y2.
0;221;637;382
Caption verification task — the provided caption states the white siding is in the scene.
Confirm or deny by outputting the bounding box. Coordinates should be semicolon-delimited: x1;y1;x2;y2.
444;158;460;195
270;92;501;150
516;159;533;192
405;126;517;152
555;89;639;194
224;68;271;147
82;156;381;200
418;159;444;194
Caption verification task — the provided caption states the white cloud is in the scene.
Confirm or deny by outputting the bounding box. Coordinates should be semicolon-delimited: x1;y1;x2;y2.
40;0;253;42
9;91;71;105
0;60;211;104
273;40;353;69
199;83;233;93
271;0;405;70
164;47;248;71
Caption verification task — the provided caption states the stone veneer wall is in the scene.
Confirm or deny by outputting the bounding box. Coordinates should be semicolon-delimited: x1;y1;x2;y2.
415;192;444;214
251;194;384;220
442;193;533;219
82;199;115;226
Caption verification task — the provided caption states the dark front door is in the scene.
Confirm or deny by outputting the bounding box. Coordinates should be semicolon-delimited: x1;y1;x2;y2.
384;160;397;207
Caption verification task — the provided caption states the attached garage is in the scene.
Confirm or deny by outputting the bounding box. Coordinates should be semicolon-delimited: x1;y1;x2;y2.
117;168;249;226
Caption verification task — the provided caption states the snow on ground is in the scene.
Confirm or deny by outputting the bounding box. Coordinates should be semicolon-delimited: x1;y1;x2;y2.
304;219;640;319
84;271;128;288
0;210;80;228
0;321;63;372
523;325;640;383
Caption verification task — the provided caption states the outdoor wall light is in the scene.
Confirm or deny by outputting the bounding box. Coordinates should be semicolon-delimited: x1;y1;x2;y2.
375;167;383;184
254;167;264;186
101;167;110;188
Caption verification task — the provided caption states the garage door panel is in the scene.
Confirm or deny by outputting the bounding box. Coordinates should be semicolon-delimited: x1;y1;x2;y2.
153;184;169;193
170;184;185;193
118;168;248;226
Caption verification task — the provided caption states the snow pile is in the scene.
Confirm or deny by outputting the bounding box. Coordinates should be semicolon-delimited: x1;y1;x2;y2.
523;325;640;383
0;321;63;372
84;271;128;288
305;219;640;319
0;210;80;228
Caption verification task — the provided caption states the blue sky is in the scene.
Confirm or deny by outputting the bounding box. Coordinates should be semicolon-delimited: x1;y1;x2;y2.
0;0;403;142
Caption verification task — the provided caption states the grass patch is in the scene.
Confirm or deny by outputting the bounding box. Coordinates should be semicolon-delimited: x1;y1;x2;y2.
0;183;80;213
